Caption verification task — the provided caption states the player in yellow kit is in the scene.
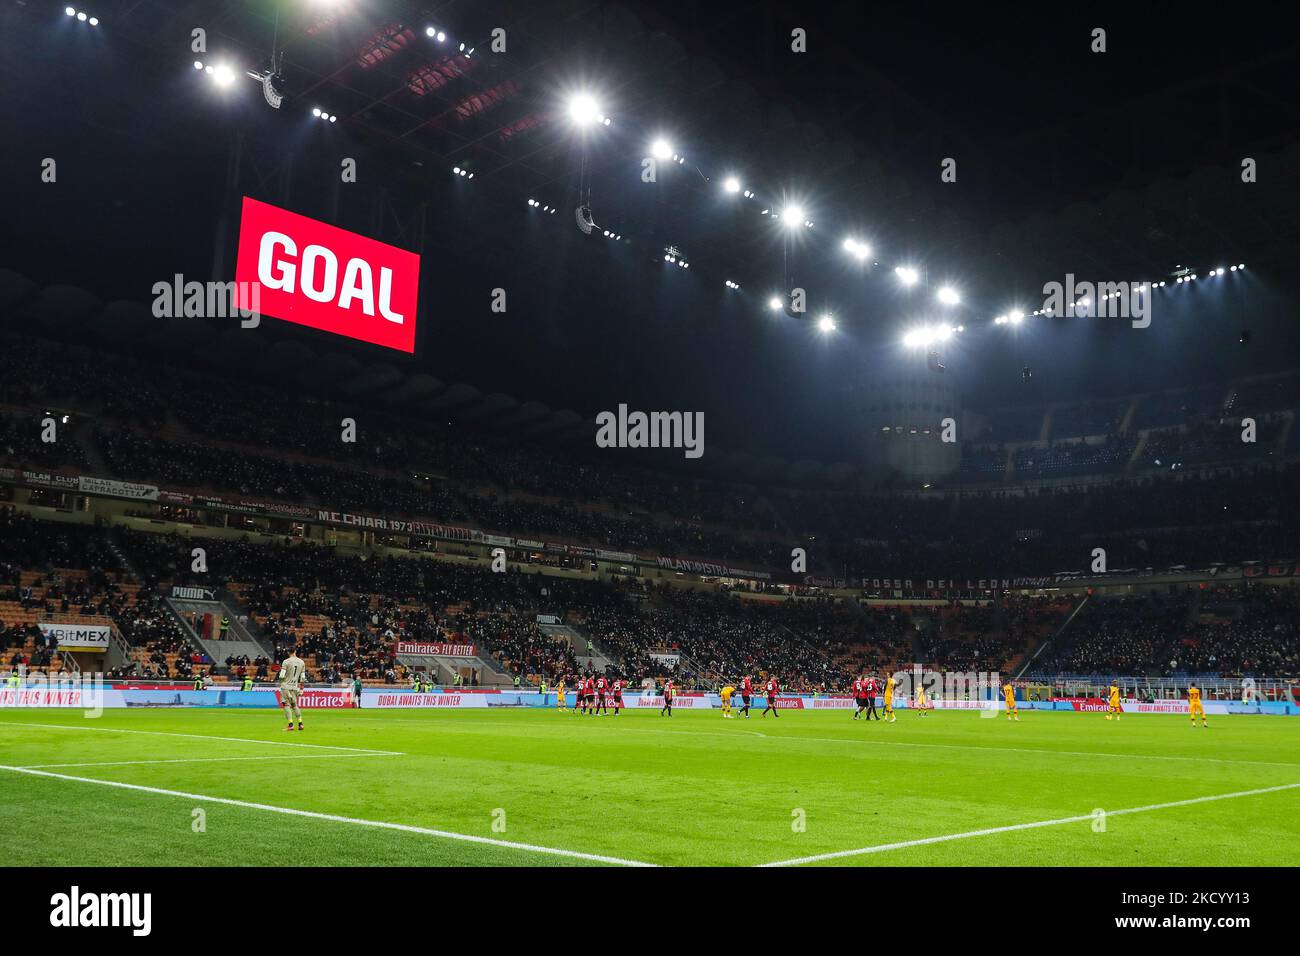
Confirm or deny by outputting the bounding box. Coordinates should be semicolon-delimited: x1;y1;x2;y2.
1003;681;1019;721
883;675;897;722
1188;682;1208;727
720;684;735;718
1105;683;1121;720
556;679;567;711
915;684;930;717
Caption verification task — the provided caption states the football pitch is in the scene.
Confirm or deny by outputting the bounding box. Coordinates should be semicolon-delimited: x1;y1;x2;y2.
1;707;1297;867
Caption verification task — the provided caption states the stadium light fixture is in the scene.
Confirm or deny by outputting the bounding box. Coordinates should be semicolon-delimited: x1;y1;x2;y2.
1009;310;1025;325
212;63;237;88
650;138;673;160
567;93;605;127
894;266;920;286
781;205;805;228
767;296;783;311
723;176;741;194
817;315;836;333
936;286;960;306
843;238;871;261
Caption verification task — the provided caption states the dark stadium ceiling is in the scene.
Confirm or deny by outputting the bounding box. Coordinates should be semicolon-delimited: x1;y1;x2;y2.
5;1;1300;475
67;0;1300;299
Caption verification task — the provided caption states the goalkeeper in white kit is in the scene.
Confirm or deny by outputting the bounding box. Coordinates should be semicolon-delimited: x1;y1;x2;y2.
279;645;307;732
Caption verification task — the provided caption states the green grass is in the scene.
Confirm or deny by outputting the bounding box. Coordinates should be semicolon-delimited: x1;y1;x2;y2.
1;707;1297;866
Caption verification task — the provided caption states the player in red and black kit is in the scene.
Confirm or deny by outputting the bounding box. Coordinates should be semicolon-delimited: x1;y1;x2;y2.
595;675;608;715
660;679;673;716
611;677;624;715
862;674;881;721
584;675;597;715
738;675;753;718
761;676;780;718
852;676;867;719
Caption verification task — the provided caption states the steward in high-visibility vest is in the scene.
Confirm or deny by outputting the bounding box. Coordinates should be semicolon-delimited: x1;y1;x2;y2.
242;676;254;691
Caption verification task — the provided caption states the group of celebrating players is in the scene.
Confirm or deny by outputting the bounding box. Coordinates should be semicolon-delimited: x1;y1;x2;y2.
556;673;787;718
556;674;627;715
550;673;1211;726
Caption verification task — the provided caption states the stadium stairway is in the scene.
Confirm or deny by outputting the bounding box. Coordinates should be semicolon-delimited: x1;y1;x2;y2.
166;596;268;672
104;527;145;585
540;622;613;674
1014;594;1090;679
395;651;514;687
1124;430;1149;473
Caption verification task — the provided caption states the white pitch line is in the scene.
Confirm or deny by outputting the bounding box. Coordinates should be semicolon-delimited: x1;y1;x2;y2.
369;712;769;743
757;781;1300;867
0;721;403;756
19;753;397;769
740;731;1300;770
343;712;1289;775
0;764;655;867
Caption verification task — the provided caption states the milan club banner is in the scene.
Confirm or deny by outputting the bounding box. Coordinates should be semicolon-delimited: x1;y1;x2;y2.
655;556;772;582
1244;562;1300;578
38;623;112;650
4;469;80;491
195;494;314;519
77;476;159;501
234;196;421;353
395;641;476;657
315;510;478;541
863;575;1067;593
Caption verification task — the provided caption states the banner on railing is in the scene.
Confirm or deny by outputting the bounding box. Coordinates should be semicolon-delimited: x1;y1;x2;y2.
362;690;489;708
395;641;476;657
38;622;112;650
